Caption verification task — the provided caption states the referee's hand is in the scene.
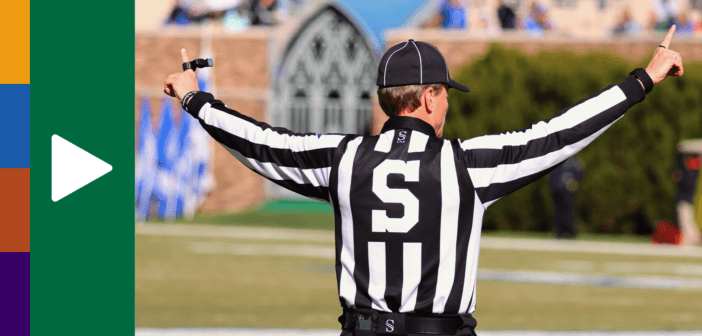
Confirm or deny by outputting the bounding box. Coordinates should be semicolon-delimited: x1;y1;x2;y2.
646;25;684;85
164;48;200;103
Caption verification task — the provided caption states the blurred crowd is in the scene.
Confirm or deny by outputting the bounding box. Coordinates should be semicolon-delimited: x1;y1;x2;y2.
166;0;307;30
165;0;702;38
613;0;698;36
421;0;701;37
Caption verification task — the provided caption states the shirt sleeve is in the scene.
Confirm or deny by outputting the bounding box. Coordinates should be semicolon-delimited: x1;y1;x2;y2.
460;74;647;208
185;91;347;203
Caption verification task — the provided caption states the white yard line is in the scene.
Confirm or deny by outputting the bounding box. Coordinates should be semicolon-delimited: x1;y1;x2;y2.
136;223;334;242
554;260;702;277
138;223;702;258
479;237;702;259
478;269;702;291
135;329;702;336
187;242;702;291
190;242;335;259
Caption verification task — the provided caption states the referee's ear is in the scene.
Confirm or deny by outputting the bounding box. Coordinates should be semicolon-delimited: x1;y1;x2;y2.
424;86;437;115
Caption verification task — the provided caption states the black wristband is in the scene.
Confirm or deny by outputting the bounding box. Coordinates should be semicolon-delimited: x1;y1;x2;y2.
181;91;198;111
629;68;653;94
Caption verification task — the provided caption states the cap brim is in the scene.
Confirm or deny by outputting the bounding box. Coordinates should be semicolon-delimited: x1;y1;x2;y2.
448;79;470;92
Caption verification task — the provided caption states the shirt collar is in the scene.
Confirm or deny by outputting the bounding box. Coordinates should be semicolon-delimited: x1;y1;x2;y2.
380;116;437;138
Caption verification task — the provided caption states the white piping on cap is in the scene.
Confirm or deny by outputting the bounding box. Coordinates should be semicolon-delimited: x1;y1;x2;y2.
421;42;449;82
384;41;410;86
410;40;422;84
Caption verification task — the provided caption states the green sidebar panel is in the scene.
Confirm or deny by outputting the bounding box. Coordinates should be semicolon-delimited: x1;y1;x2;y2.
31;2;135;335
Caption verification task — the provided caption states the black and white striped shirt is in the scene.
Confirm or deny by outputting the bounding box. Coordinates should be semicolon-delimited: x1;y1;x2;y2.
185;75;646;315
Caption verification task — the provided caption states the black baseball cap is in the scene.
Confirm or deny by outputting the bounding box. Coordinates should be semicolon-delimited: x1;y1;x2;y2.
377;39;469;92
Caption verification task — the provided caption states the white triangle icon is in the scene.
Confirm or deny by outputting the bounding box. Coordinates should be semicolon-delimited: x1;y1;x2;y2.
52;134;113;202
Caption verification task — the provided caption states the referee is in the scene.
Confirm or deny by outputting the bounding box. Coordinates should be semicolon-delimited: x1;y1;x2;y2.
165;26;683;336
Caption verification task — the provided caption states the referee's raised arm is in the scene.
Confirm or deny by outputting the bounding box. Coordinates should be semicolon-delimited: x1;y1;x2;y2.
164;48;348;203
459;25;683;208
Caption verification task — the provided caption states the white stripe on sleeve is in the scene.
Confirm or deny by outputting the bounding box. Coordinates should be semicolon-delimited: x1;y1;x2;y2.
199;102;345;151
222;145;332;187
197;102;342;191
468;116;622;189
460;86;626;151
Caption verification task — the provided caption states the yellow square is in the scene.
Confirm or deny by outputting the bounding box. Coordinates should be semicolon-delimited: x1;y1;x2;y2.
0;1;29;84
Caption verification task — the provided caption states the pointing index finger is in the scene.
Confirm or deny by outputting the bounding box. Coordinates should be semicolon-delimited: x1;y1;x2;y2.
181;48;190;63
660;25;676;49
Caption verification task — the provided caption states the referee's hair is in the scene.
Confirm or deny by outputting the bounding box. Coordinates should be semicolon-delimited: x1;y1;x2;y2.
377;83;447;117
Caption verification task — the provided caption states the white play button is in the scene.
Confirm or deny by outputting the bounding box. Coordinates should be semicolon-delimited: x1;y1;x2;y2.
51;134;113;202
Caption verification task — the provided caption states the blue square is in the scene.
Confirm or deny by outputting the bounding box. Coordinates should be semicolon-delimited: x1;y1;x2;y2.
0;84;29;168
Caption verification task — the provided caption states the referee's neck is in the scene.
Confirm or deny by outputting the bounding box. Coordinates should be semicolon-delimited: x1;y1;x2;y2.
396;108;443;138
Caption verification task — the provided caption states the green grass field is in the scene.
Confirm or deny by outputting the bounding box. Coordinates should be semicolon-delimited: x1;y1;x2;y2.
136;222;702;330
153;199;654;244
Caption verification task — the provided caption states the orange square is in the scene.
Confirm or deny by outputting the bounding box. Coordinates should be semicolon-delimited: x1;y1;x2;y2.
0;169;30;251
0;1;29;83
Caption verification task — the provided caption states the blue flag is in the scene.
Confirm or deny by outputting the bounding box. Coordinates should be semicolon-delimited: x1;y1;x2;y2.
155;97;181;220
135;96;158;221
174;108;193;218
148;48;216;220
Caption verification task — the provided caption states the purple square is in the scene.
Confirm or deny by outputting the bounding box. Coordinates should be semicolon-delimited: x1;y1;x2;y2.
0;252;30;336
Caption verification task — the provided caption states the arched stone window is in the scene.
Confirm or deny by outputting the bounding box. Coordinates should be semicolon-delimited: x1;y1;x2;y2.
272;4;377;136
357;91;372;135
291;89;310;132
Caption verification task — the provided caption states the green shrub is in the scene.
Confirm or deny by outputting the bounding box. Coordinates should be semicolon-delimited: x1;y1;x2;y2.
443;45;702;234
